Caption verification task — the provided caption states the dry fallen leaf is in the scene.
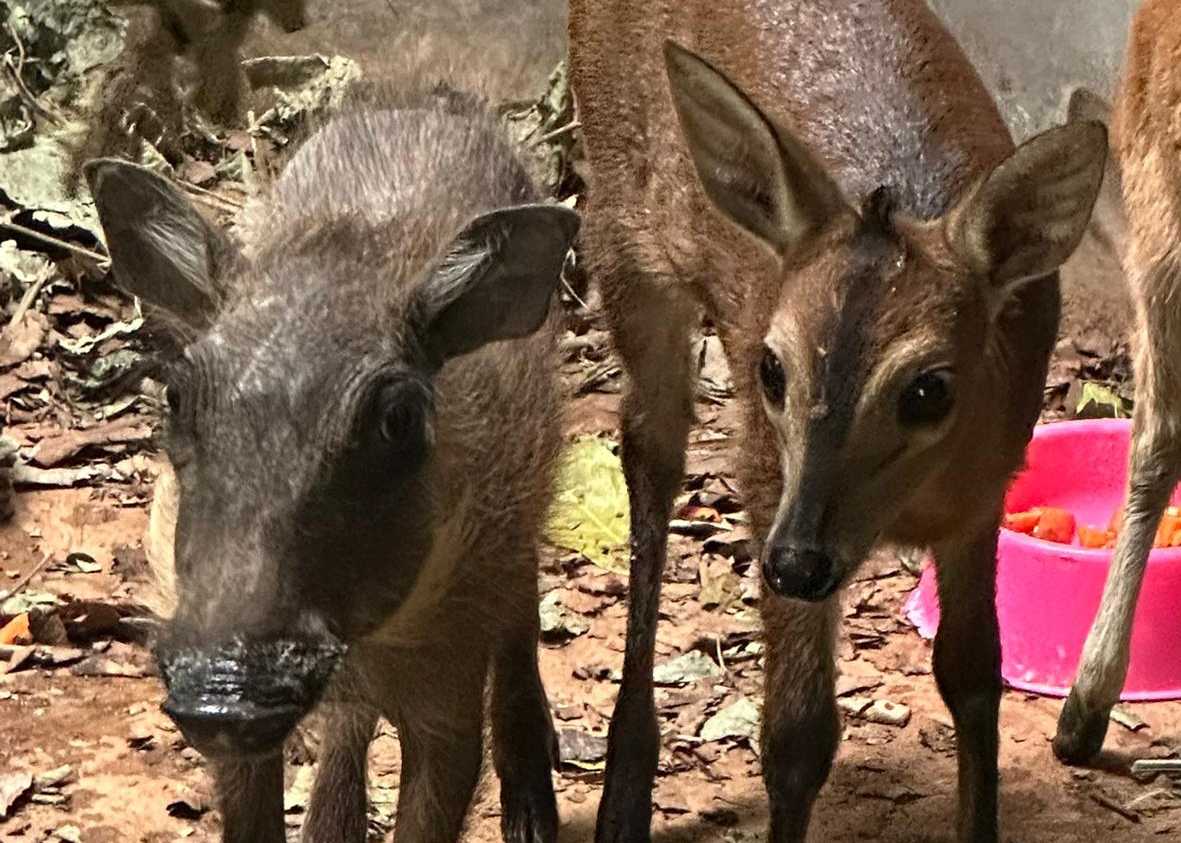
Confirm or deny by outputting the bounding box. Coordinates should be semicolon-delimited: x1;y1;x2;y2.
31;417;153;467
0;311;48;368
0;771;32;818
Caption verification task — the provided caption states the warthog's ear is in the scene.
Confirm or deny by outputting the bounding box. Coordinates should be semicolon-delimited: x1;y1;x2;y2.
415;204;580;365
663;39;850;257
84;159;243;331
943;121;1107;291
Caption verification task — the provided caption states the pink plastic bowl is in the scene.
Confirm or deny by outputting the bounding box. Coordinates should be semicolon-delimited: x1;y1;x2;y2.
905;418;1181;700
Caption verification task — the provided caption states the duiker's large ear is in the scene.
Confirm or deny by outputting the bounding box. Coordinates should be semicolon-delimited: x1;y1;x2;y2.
943;121;1107;286
663;40;849;256
84;159;243;330
415;204;580;365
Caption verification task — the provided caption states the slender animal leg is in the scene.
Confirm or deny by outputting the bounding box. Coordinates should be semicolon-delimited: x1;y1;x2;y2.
385;654;489;843
760;596;840;843
190;11;250;124
595;260;699;843
492;561;559;843
302;704;379;843
1055;407;1181;763
214;753;286;843
932;527;1003;843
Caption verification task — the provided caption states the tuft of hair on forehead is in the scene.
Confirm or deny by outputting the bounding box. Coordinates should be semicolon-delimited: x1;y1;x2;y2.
857;186;896;236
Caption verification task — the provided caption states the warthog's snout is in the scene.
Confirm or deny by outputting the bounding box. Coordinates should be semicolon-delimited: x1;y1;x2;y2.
762;545;841;602
158;635;344;757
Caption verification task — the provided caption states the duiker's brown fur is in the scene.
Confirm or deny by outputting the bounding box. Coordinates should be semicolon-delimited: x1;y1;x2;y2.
570;1;1106;841
1055;0;1181;766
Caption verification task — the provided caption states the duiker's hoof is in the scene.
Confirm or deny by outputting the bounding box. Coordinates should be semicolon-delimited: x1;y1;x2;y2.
1053;692;1109;765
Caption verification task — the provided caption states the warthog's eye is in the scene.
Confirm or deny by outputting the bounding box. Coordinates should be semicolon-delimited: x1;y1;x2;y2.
373;376;432;464
759;346;786;408
899;368;955;427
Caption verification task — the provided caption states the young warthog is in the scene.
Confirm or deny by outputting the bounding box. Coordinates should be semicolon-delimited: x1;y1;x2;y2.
85;88;578;843
570;0;1107;840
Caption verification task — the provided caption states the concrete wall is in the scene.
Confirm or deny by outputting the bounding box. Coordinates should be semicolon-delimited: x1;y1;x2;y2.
928;0;1139;139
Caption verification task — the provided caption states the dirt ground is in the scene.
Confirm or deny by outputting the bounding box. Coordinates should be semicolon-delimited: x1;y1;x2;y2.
2;1;1177;842
4;387;1181;843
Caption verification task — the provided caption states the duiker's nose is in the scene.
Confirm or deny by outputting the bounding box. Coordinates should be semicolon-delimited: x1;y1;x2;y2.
158;634;344;758
762;546;840;601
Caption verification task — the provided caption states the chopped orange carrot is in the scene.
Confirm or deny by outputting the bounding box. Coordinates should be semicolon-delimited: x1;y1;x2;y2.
1004;510;1041;534
0;612;31;646
1109;504;1125;533
1079;525;1115;549
1032;507;1076;544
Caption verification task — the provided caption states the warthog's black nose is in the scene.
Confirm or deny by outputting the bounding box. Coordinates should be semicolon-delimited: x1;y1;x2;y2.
158;635;344;758
163;697;303;756
762;546;840;601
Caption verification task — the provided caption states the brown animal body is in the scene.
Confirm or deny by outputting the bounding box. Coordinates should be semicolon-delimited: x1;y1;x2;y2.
67;0;308;190
85;89;577;843
1055;0;1181;766
569;1;1106;840
114;0;309;123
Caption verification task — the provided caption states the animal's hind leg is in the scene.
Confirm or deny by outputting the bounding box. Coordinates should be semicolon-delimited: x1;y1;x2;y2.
1056;406;1181;763
594;231;699;843
1055;245;1181;765
492;556;559;843
302;704;379;843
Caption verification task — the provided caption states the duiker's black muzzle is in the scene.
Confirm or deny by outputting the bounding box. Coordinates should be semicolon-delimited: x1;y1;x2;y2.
762;545;841;602
158;635;344;757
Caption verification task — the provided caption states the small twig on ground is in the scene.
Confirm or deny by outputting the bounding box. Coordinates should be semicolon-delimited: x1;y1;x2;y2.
715;636;727;674
1126;788;1176;810
1131;759;1181;775
0;219;109;264
533;120;581;147
180;180;246;211
3;23;61;125
561;270;590;312
0;553;53;601
1088;792;1141;823
8;265;50;326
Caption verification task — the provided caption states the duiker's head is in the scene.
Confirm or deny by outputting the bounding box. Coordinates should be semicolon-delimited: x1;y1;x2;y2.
664;42;1105;601
85;159;577;756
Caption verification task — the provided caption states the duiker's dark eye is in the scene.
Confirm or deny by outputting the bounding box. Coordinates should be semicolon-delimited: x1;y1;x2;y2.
759;346;786;407
899;369;954;427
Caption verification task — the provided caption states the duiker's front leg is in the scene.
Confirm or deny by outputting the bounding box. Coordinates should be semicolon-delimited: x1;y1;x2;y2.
303;704;379;843
1055;406;1180;764
760;597;840;843
492;577;559;843
932;529;1003;843
214;753;286;843
596;272;698;843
